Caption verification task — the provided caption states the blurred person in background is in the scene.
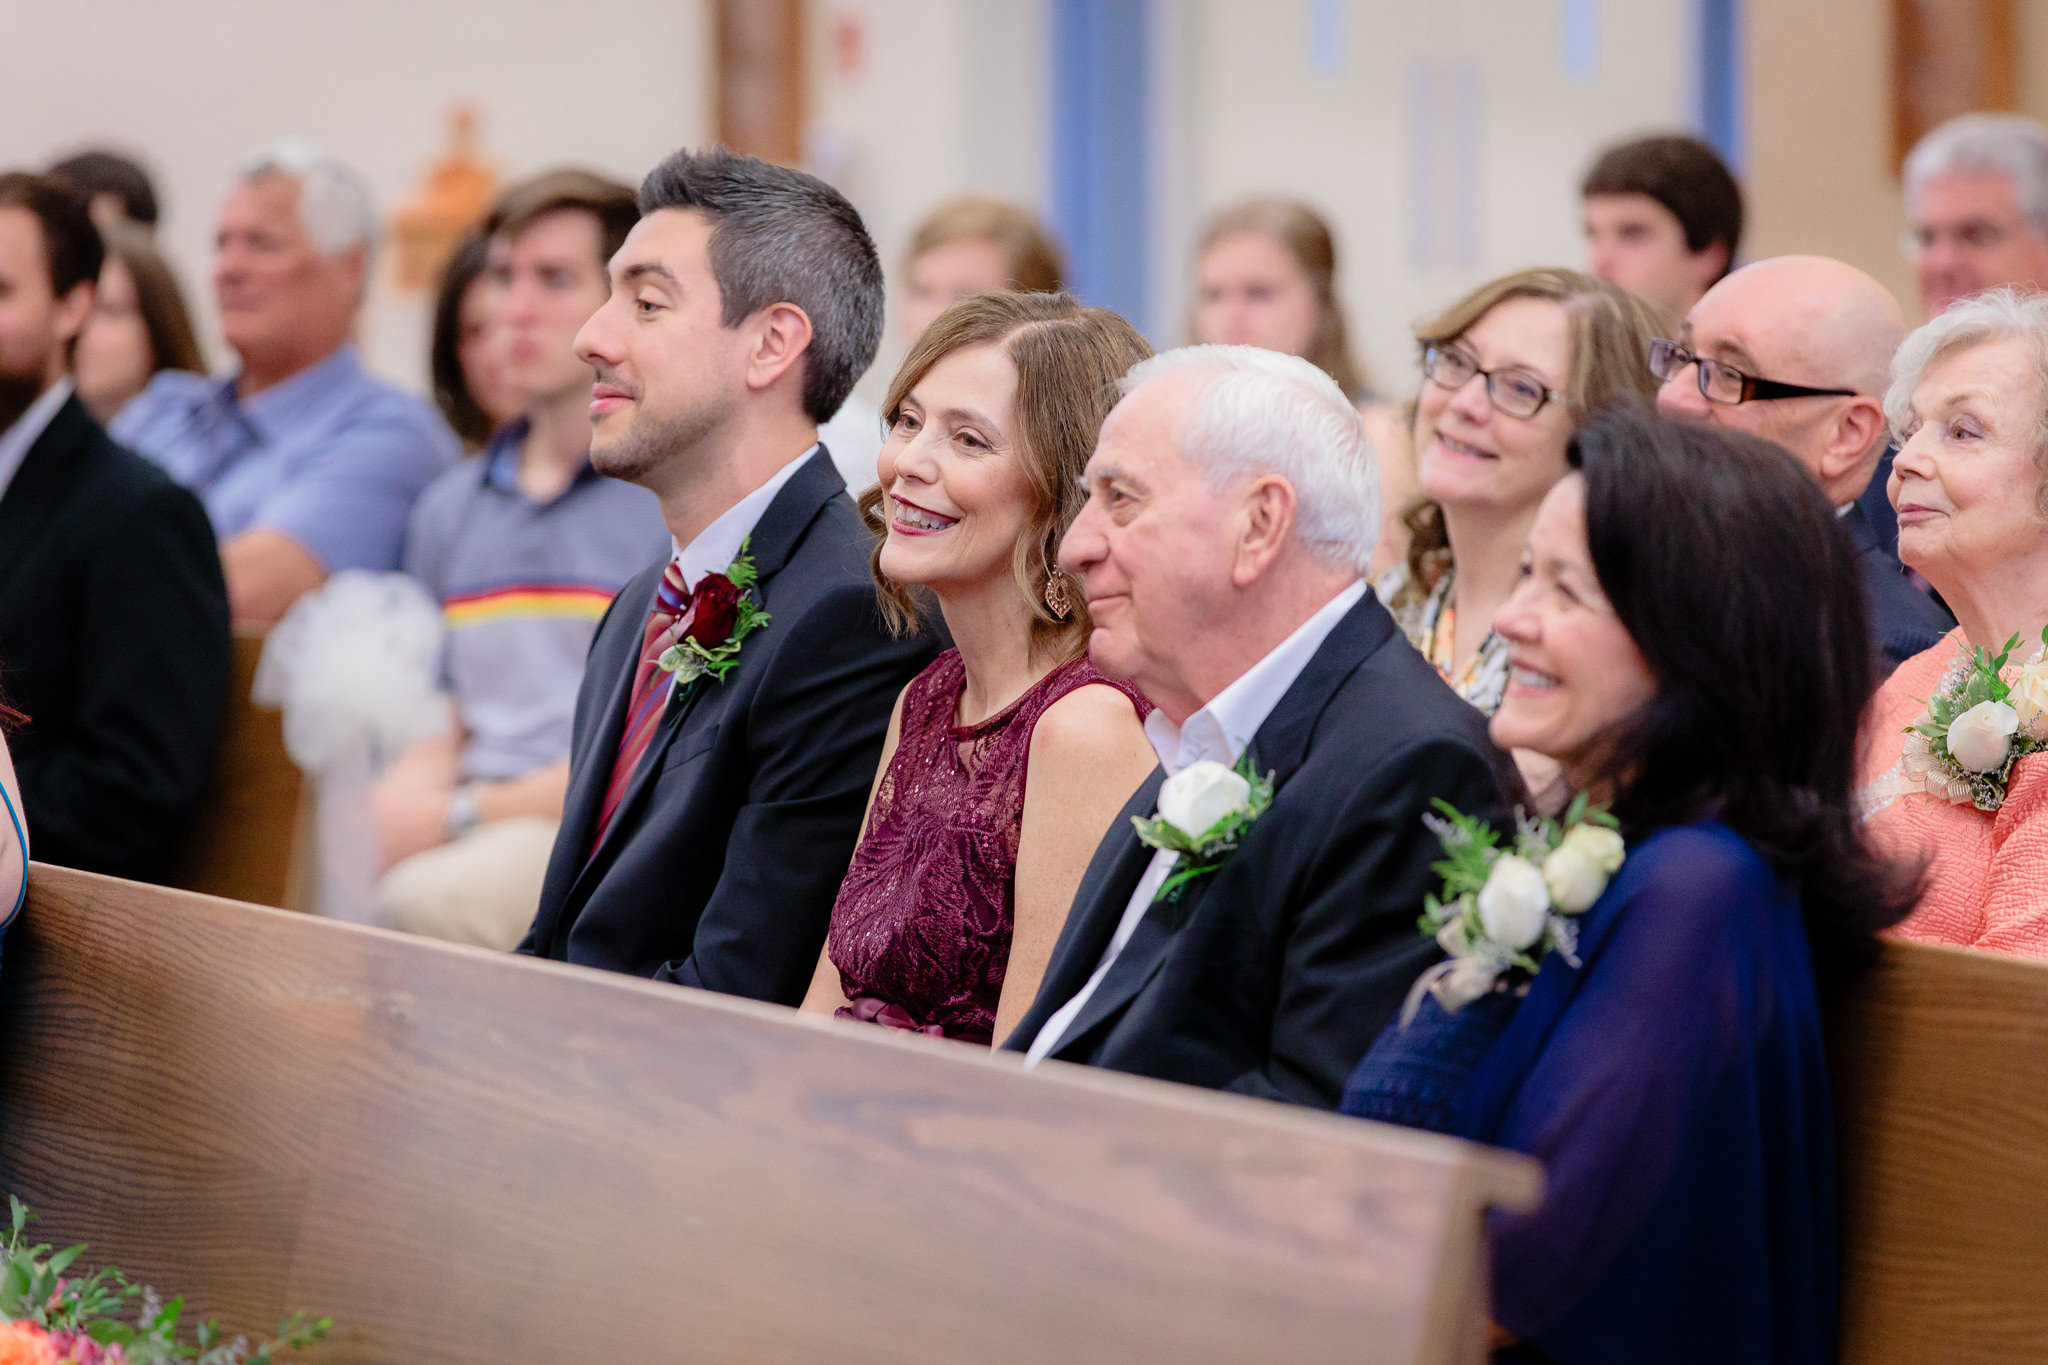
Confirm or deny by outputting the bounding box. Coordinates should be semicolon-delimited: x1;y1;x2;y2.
898;196;1065;345
1654;255;1952;669
1903;113;2048;320
113;142;458;630
373;170;667;949
1582;133;1743;321
73;223;206;425
430;230;521;450
0;173;229;883
1378;269;1665;725
47;148;159;236
1190;198;1412;576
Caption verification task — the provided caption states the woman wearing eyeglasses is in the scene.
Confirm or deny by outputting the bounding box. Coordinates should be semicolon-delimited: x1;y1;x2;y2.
1376;269;1668;727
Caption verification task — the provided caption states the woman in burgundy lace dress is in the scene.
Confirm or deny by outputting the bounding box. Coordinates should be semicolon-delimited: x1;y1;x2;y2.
798;293;1161;1045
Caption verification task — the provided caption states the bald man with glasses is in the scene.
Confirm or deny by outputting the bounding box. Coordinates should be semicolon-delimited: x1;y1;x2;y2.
1653;255;1952;672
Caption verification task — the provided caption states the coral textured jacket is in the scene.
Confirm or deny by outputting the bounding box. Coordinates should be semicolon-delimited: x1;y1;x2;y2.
1862;628;2048;960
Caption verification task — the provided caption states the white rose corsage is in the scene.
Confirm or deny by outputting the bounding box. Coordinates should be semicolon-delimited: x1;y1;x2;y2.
1401;795;1626;1025
1900;627;2048;813
1130;753;1276;905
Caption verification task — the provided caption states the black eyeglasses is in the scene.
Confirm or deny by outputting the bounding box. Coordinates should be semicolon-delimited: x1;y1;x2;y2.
1420;343;1563;419
1648;338;1858;406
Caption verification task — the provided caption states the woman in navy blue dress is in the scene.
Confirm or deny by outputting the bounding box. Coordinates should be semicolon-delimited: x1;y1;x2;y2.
1342;407;1920;1364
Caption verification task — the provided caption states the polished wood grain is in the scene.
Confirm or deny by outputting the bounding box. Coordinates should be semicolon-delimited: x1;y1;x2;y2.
0;865;1539;1365
1834;938;2048;1364
164;634;307;909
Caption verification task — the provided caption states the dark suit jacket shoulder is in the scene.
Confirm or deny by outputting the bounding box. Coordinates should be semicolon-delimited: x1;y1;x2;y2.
520;450;939;1004
0;396;231;880
1002;590;1518;1110
1843;501;1952;672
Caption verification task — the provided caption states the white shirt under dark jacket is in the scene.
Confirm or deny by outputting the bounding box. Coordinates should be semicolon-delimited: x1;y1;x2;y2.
1023;578;1370;1064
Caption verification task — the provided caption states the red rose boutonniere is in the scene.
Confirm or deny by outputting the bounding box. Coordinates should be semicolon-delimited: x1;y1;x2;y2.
655;537;771;685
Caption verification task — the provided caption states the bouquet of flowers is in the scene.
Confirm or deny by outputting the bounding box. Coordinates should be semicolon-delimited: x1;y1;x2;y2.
0;1197;328;1365
1902;626;2048;813
1402;795;1626;1023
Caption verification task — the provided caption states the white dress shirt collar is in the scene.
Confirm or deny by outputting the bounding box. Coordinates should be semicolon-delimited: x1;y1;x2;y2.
668;444;818;589
0;378;74;503
1141;578;1369;775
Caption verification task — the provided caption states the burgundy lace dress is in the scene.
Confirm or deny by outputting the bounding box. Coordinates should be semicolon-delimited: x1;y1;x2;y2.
827;649;1149;1043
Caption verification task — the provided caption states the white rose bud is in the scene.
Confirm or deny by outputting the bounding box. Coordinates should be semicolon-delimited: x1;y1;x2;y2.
1156;760;1252;838
1476;855;1550;951
1541;842;1608;914
2011;663;2048;742
1561;823;1625;877
1947;699;2020;773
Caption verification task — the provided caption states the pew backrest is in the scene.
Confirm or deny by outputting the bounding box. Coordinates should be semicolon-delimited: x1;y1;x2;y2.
165;634;310;909
1833;939;2048;1364
0;866;1538;1365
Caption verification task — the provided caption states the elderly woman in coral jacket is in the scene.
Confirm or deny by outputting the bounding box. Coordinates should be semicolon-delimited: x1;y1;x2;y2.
1861;287;2048;959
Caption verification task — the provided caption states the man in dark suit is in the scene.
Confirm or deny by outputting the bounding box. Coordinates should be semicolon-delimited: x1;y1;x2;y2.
1002;346;1518;1109
0;173;230;881
517;148;936;1003
1654;254;1952;670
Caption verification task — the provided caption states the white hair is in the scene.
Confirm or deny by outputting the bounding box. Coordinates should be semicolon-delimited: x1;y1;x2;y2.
1121;344;1380;572
239;141;379;263
1904;113;2048;232
1885;286;2048;485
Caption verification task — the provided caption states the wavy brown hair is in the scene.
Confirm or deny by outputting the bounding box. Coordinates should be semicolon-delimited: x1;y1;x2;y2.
858;291;1152;663
1394;267;1670;605
1195;198;1367;399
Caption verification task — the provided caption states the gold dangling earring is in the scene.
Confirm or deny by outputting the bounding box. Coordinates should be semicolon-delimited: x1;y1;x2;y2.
1043;568;1073;621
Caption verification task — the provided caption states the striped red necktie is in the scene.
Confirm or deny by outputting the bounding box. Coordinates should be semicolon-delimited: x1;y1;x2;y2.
589;561;691;853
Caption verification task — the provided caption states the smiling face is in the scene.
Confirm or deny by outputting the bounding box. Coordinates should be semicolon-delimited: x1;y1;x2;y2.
1191;231;1319;358
1911;170;2048;318
1489;475;1658;789
875;341;1036;599
573;208;751;488
1889;337;2048;594
1415;295;1576;517
1059;373;1242;719
901;237;1012;346
489;206;612;408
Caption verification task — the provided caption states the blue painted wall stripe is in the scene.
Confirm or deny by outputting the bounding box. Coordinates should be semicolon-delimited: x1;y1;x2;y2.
1694;0;1746;172
1051;0;1153;329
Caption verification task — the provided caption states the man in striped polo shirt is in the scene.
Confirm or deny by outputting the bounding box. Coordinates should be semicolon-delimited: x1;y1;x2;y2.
371;170;668;947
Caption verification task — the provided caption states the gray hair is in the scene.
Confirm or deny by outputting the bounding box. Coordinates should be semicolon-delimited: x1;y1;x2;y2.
1122;344;1380;573
637;146;883;425
1886;286;2048;510
1904;113;2048;232
239;141;379;263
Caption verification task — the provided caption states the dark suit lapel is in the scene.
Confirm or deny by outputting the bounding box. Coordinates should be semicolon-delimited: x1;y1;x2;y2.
565;448;847;882
0;398;91;595
1045;589;1398;1056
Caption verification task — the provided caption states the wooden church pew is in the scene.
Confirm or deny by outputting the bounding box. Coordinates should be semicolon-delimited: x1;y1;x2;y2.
0;865;1540;1365
1833;938;2048;1364
163;633;312;910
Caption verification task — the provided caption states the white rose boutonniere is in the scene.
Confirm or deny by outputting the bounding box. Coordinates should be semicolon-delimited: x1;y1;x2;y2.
1403;795;1627;1023
1902;627;2048;812
1131;753;1276;905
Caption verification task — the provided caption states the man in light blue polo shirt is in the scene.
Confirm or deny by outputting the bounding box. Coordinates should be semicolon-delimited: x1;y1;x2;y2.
370;170;667;948
113;143;457;629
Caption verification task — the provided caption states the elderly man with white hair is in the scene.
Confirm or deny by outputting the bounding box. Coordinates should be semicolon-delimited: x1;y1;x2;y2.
114;144;457;628
1004;345;1518;1108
